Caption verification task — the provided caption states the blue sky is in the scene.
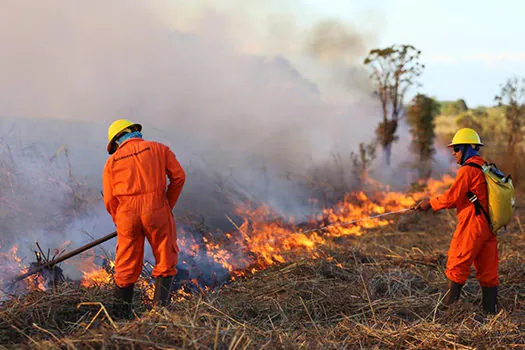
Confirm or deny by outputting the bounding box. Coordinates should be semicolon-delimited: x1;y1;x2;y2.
303;0;525;107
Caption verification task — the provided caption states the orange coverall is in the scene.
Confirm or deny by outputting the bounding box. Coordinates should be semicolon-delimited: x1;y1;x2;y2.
103;138;186;288
430;155;498;287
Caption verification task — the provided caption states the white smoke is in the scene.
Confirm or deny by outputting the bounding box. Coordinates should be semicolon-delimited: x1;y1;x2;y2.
0;1;447;282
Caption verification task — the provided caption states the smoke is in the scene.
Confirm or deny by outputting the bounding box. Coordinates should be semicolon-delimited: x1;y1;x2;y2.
308;21;368;61
0;1;447;282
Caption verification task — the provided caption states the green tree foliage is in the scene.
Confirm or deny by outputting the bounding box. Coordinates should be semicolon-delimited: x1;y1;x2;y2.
454;107;491;148
471;106;488;118
494;76;525;179
440;99;469;116
363;44;424;166
456;112;484;133
406;94;440;178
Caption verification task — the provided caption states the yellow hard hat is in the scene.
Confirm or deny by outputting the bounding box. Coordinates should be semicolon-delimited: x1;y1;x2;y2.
448;128;484;147
107;119;142;154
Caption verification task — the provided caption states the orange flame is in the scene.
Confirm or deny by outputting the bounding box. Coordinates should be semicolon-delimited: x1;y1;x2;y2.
203;173;454;276
77;254;114;287
4;173;455;298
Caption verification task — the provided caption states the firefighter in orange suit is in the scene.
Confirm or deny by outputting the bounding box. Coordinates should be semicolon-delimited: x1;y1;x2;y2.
416;128;498;314
103;119;186;315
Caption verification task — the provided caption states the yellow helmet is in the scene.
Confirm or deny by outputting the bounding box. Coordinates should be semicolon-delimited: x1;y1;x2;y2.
107;119;142;154
448;128;484;147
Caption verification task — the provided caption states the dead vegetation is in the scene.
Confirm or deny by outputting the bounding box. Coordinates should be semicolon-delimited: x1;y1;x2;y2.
0;196;523;349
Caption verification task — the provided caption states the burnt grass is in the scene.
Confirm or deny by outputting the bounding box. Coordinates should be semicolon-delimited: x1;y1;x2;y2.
0;198;523;349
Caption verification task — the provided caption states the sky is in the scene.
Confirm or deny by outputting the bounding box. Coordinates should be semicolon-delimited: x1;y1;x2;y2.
304;0;525;107
160;0;525;108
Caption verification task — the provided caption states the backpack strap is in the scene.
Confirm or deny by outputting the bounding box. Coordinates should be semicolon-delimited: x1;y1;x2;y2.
463;162;483;171
463;162;492;226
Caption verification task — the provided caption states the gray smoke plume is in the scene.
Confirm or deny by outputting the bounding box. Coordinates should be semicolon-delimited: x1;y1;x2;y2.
0;1;447;284
307;20;369;63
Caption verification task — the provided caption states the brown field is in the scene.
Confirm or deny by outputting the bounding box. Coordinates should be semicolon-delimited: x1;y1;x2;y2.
0;192;523;349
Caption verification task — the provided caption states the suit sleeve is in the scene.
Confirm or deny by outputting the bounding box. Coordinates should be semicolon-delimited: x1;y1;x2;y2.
102;159;119;221
165;146;186;210
430;167;470;211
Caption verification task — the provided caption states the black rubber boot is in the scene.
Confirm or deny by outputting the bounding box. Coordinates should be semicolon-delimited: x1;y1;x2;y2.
482;286;497;314
113;284;134;319
153;276;174;307
443;279;464;305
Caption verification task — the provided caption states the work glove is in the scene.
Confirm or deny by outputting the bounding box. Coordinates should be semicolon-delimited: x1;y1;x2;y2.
415;198;431;212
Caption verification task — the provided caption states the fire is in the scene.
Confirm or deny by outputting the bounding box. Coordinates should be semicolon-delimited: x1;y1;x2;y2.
203;174;454;276
1;245;22;265
201;204;325;278
76;254;114;287
0;245;48;295
234;206;325;265
137;278;155;301
426;174;455;194
323;176;453;237
81;269;112;287
21;268;47;291
2;173;455;299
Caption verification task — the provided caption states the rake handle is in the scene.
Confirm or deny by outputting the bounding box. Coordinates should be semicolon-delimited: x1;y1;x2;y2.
11;231;117;282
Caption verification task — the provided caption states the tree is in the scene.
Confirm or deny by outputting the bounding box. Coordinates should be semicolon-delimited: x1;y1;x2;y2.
456;112;484;133
364;44;425;166
406;94;440;178
350;141;376;187
440;99;469;116
494;76;525;178
454;99;469;113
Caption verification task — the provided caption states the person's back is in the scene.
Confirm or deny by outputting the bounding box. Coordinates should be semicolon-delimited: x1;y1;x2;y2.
107;138;180;212
102;119;185;318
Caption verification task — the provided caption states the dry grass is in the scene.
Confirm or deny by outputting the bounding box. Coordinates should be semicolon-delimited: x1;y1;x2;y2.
0;197;524;349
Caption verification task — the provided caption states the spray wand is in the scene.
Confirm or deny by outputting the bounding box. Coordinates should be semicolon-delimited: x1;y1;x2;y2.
300;207;416;234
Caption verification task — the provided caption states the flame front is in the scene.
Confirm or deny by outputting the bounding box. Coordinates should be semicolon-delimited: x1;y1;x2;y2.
2;174;454;299
203;174;454;276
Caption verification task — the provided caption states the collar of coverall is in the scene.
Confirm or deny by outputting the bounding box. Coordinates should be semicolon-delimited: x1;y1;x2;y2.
116;137;144;150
